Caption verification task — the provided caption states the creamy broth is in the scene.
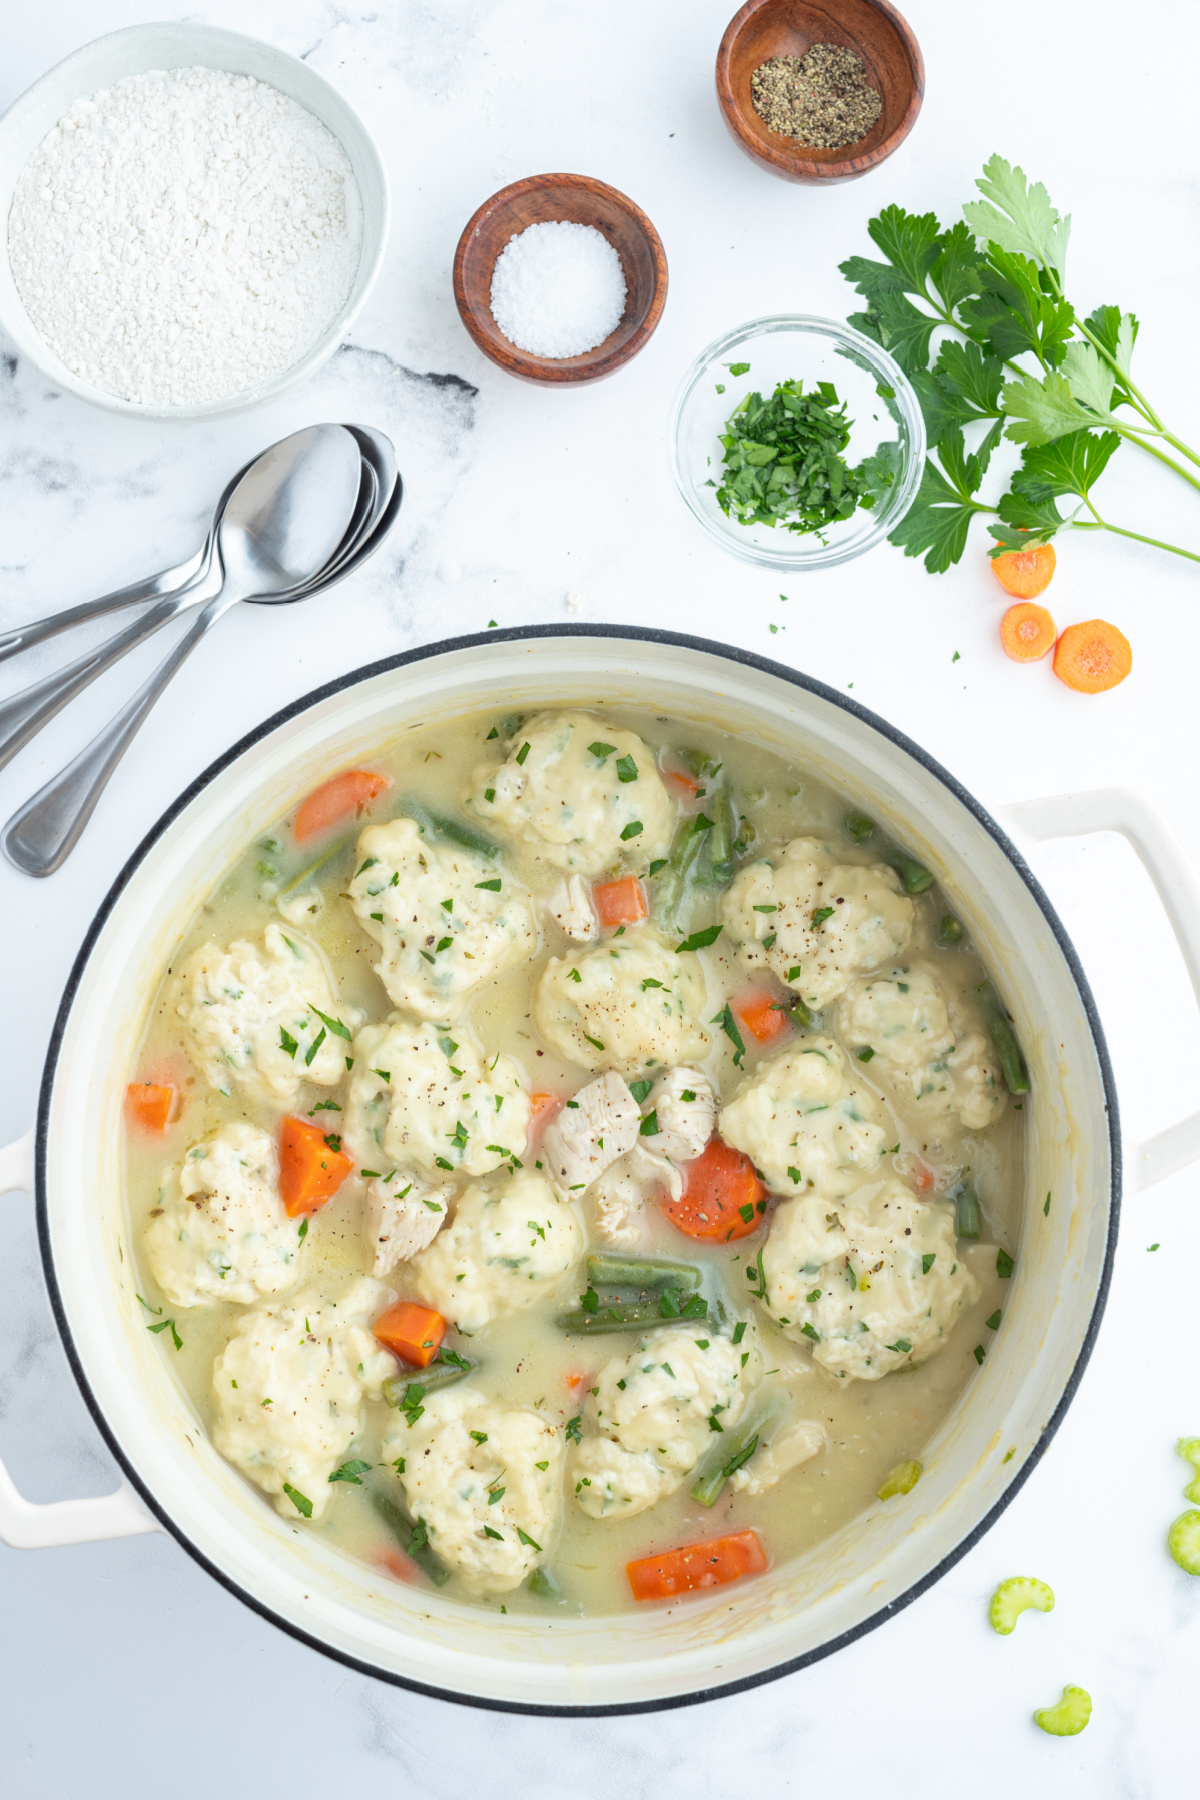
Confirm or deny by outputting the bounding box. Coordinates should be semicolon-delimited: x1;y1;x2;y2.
125;705;1020;1618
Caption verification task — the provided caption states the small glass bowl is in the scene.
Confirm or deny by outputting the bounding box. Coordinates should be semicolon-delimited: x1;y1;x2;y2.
667;314;925;571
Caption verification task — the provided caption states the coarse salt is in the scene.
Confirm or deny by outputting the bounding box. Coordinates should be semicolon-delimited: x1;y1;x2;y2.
489;221;626;360
7;67;361;408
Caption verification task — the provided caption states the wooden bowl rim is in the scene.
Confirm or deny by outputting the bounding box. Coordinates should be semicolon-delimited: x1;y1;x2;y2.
715;0;925;183
452;172;669;386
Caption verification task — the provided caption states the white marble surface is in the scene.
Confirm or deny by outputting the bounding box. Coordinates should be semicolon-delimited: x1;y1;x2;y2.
2;0;1199;1791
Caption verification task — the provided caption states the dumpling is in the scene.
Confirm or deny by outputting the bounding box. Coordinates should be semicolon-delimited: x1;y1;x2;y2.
144;1122;303;1308
835;967;1004;1131
345;818;537;1022
760;1177;979;1380
718;1036;891;1198
721;837;913;1010
343;1016;529;1183
463;711;674;876
407;1170;583;1333
534;927;710;1077
570;1326;762;1518
381;1388;562;1594
211;1277;398;1520
175;924;359;1104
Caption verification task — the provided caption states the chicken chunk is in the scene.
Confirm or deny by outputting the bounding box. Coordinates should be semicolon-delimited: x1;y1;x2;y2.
463;711;675;876
534;927;710;1077
587;1067;716;1246
727;1416;826;1496
835;967;1004;1131
211;1277;398;1521
382;1388;562;1595
546;875;598;943
718;1036;891;1199
570;1326;762;1518
407;1170;583;1333
364;1171;452;1277
721;837;913;1010
542;1071;641;1196
175;924;358;1104
760;1177;979;1380
144;1122;304;1309
345;817;537;1022
343;1016;529;1183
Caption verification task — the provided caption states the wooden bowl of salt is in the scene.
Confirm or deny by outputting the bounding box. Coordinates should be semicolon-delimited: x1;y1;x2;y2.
453;174;668;386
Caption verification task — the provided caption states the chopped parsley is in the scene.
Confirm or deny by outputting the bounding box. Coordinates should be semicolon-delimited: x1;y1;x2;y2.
619;821;643;841
676;924;722;953
283;1483;313;1517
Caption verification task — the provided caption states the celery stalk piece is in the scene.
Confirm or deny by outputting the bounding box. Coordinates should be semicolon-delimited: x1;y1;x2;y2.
988;1575;1055;1634
1033;1686;1092;1737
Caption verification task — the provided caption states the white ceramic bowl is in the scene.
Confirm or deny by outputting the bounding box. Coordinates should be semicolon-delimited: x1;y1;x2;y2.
0;24;389;419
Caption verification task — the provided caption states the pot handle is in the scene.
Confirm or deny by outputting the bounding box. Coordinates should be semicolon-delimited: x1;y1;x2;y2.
998;788;1200;1191
0;1129;162;1548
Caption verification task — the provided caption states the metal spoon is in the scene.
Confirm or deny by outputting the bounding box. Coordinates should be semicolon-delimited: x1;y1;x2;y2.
3;439;400;877
0;425;362;777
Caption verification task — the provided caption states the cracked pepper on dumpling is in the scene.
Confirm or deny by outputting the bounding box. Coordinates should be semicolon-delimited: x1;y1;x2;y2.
721;836;913;1010
407;1169;583;1333
382;1388;562;1595
343;1015;529;1184
534;927;710;1076
835;966;1004;1131
570;1326;762;1518
463;711;674;876
718;1036;891;1199
760;1177;979;1380
175;923;359;1104
145;1122;304;1308
211;1277;398;1521
345;817;537;1022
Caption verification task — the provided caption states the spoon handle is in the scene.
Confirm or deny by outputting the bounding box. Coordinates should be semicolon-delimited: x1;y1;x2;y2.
0;542;209;668
0;564;222;777
2;589;240;878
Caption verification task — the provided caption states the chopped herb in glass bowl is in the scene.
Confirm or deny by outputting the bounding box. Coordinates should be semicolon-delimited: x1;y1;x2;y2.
668;315;924;571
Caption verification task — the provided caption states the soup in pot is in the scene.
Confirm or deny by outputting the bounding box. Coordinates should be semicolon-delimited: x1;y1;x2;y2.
124;705;1024;1616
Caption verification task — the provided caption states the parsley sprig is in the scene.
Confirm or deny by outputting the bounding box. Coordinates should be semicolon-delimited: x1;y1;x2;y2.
841;155;1200;571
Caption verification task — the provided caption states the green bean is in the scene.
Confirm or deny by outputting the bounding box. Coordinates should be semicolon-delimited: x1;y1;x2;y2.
278;832;354;896
976;980;1031;1094
1033;1686;1092;1737
653;816;704;920
877;1458;922;1500
988;1576;1055;1634
586;1253;701;1291
382;1355;476;1410
955;1183;982;1240
399;795;500;860
528;1566;566;1602
884;846;936;895
1168;1510;1200;1575
556;1298;677;1335
370;1489;450;1586
936;912;965;947
845;812;876;843
691;1411;778;1507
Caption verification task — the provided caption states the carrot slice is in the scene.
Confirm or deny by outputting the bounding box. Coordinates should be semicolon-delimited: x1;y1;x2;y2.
1053;619;1132;693
292;769;390;844
278;1116;354;1217
627;1529;768;1601
663;769;701;802
373;1300;447;1367
999;602;1056;663
661;1140;763;1241
991;543;1056;598
125;1082;178;1132
593;876;648;928
529;1091;563;1136
732;987;791;1046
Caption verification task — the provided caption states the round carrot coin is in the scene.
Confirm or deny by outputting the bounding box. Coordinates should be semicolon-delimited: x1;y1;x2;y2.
661;1140;763;1241
991;543;1056;598
1053;619;1132;693
999;602;1056;663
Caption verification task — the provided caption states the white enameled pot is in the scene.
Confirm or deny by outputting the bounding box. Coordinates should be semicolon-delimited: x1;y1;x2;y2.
3;628;1198;1713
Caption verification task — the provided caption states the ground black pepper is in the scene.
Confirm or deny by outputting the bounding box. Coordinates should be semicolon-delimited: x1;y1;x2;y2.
751;44;882;150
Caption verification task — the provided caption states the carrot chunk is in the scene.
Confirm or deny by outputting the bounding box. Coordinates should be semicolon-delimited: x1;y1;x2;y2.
278;1116;354;1217
593;876;648;928
732;987;791;1046
663;769;701;802
661;1140;763;1241
292;769;390;844
991;543;1056;598
999;602;1056;663
125;1082;177;1132
373;1300;447;1367
1053;619;1132;693
627;1529;769;1601
529;1091;563;1136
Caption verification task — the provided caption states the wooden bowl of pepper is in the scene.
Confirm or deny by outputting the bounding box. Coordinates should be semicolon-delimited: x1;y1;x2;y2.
716;0;924;184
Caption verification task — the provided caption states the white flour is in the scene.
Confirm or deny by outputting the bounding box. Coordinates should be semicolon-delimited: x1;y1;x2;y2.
8;66;362;408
